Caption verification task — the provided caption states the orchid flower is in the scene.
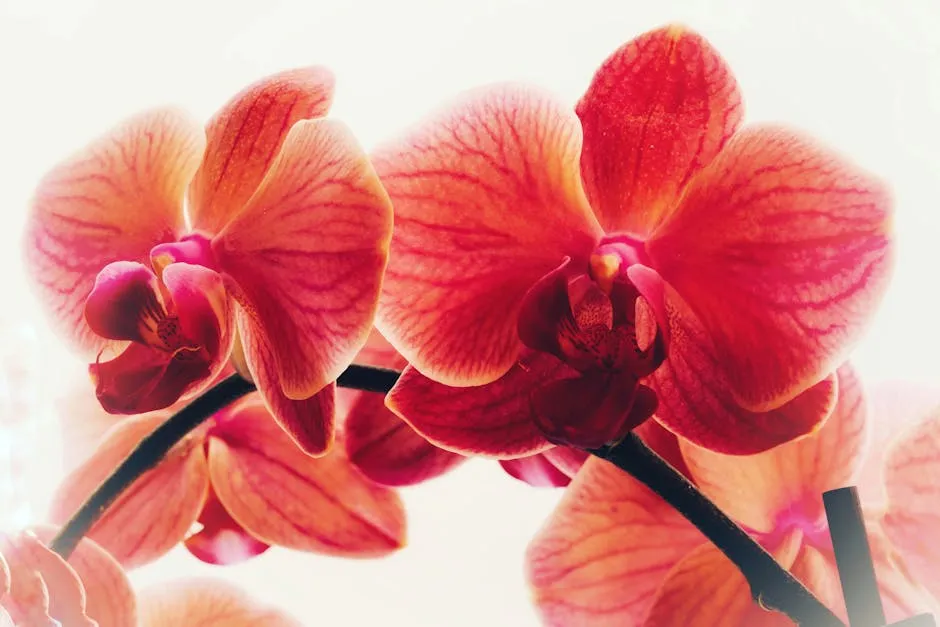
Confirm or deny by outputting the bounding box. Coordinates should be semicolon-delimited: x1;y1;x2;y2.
50;392;406;568
25;67;394;455
138;579;302;627
373;24;892;456
1;526;136;627
525;365;937;626
342;330;587;487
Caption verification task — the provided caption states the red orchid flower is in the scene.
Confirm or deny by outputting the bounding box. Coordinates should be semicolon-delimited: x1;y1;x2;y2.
526;366;938;626
50;393;406;569
1;526;136;627
372;24;892;456
25;67;393;455
341;329;588;487
138;579;303;627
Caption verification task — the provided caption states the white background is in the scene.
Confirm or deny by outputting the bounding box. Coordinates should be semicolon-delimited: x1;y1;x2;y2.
1;0;939;624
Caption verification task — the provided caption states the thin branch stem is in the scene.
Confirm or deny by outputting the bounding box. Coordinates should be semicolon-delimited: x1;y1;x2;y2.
592;434;843;626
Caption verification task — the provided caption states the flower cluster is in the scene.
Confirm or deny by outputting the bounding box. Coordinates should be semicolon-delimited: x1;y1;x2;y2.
16;21;939;627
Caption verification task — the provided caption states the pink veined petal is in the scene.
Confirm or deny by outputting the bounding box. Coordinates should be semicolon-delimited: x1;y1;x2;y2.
866;522;940;622
214;118;393;405
207;397;406;557
649;284;838;454
525;457;704;626
188;67;335;234
500;453;572;488
183;488;270;566
343;387;467;487
0;532;92;626
385;352;565;457
681;364;866;533
648;125;894;413
30;526;137;627
25;108;204;354
49;414;209;569
881;405;940;600
540;446;589;479
372;83;603;387
138;579;303;627
577;24;743;235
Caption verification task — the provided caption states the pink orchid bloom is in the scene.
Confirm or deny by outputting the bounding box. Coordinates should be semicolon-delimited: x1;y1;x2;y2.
341;329;588;487
50;392;406;569
25;67;394;455
373;24;892;456
525;365;938;626
138;579;302;627
1;526;136;627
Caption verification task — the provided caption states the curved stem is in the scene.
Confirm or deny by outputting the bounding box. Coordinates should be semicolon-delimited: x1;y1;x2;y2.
592;434;843;626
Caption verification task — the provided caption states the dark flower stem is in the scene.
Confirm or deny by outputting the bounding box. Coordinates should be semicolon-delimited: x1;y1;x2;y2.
592;434;843;626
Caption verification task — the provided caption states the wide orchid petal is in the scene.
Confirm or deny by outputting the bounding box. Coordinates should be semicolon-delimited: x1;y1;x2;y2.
681;365;865;532
882;406;940;599
25;109;203;353
648;125;893;413
188;67;335;234
373;84;603;387
207;397;406;557
49;414;209;568
139;579;302;627
650;284;838;453
344;388;466;486
386;353;566;457
577;25;742;235
500;453;571;488
30;527;137;627
183;488;270;566
526;457;703;625
214;118;392;409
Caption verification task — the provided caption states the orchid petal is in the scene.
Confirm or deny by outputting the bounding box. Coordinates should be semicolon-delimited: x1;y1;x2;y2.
30;526;137;627
214;118;392;407
83;261;163;343
386;352;565;457
500;453;571;488
162;263;234;365
526;457;703;625
183;488;270;566
207;397;406;557
139;579;302;627
882;405;940;599
188;67;335;233
866;523;940;622
577;25;742;235
540;446;589;479
650;284;838;453
681;365;865;532
49;414;209;568
373;84;603;387
344;387;466;486
648;125;893;413
25;109;203;353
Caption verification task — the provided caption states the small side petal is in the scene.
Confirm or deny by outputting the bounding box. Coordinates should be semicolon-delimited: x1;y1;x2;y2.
648;125;894;412
577;25;742;235
373;84;602;387
344;389;466;486
188;67;335;233
214;118;393;402
49;414;209;568
540;446;589;479
183;489;270;566
650;285;838;454
139;579;302;627
500;453;571;488
681;365;866;532
882;406;940;599
386;353;563;457
526;457;703;625
25;109;203;353
208;397;406;557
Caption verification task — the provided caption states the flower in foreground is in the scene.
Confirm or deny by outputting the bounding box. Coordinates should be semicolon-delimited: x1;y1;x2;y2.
51;392;406;569
525;365;937;625
26;67;393;455
374;24;892;456
0;526;135;626
342;330;587;487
